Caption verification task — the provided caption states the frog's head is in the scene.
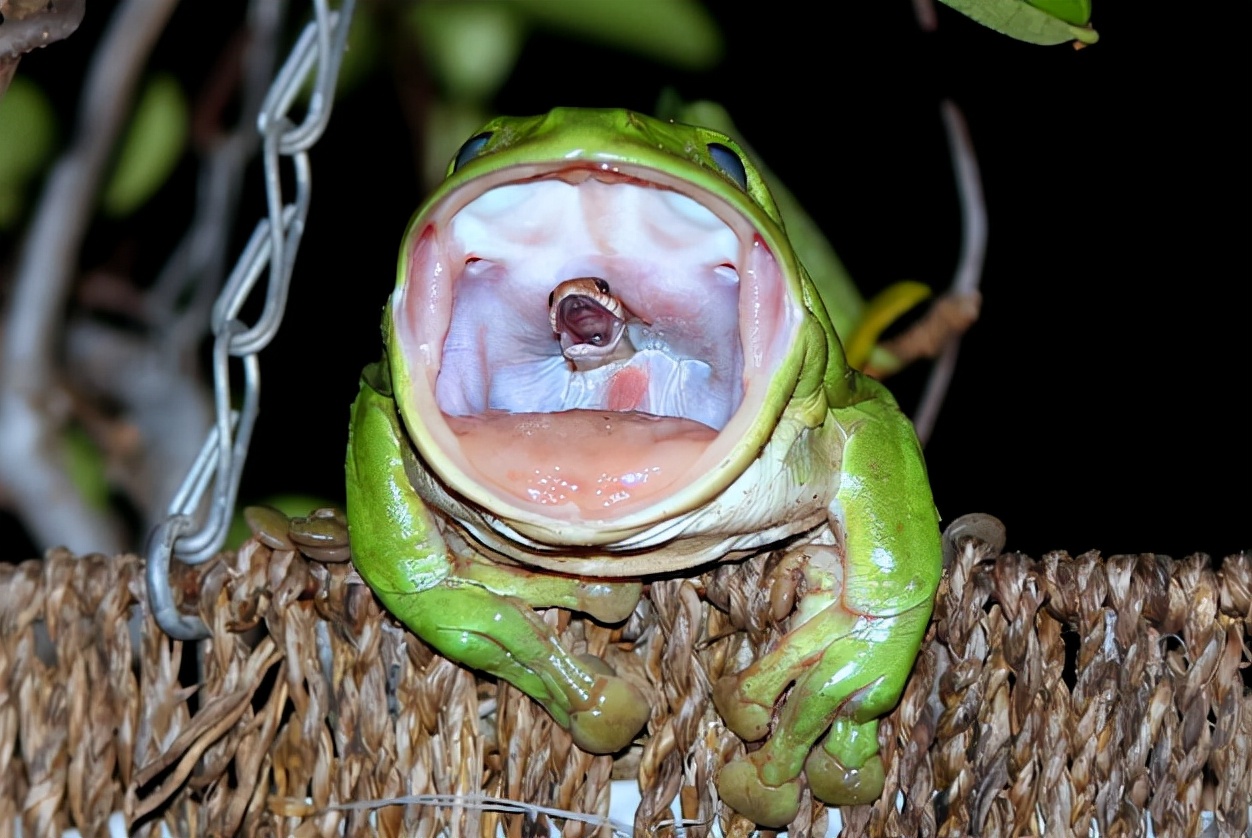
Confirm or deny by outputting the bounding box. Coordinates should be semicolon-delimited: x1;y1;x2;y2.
387;109;852;574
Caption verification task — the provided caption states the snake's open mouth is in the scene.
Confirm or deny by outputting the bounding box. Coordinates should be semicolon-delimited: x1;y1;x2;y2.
556;294;619;344
553;291;624;351
392;164;800;525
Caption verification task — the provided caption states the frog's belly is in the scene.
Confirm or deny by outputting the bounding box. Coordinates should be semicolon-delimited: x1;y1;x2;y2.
446;409;716;516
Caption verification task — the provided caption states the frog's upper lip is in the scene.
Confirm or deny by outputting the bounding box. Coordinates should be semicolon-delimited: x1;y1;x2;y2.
389;162;806;544
532;164;655;187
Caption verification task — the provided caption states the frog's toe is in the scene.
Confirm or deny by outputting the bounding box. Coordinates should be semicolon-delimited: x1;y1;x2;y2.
576;580;642;623
716;754;803;828
805;748;885;806
567;675;650;754
711;674;772;742
575;652;615;676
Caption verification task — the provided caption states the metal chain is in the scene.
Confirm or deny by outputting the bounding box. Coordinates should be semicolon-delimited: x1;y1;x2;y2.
148;0;356;640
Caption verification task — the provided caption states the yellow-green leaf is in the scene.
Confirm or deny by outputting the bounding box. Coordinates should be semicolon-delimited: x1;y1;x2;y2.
844;281;933;371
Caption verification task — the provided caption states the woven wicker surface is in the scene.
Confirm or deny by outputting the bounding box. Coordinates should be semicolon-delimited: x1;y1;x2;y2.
1;539;1249;837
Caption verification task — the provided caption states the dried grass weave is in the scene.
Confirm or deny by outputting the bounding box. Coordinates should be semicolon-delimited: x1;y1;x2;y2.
1;540;1249;837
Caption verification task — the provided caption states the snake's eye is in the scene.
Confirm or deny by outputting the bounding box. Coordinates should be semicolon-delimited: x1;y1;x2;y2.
594;278;611;295
547;290;555;307
453;132;493;172
707;143;748;191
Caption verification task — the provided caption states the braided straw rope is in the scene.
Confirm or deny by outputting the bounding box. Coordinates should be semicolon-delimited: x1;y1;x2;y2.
1;539;1248;836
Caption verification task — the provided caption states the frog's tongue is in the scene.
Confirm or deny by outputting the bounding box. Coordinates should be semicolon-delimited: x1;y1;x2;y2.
393;176;795;520
446;409;716;513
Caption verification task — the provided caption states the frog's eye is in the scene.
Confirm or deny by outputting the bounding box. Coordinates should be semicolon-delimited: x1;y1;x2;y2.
594;278;611;295
707;143;748;190
453;132;493;172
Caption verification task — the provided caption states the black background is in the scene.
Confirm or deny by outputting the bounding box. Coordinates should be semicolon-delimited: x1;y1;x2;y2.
8;2;1248;561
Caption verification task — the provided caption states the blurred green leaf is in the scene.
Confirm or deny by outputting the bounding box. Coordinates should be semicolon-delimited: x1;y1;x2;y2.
410;2;525;102
101;73;189;217
514;0;722;69
64;426;111;513
939;0;1098;45
0;76;58;229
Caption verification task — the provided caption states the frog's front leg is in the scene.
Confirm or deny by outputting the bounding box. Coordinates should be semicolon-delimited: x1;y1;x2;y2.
713;398;941;827
346;369;650;754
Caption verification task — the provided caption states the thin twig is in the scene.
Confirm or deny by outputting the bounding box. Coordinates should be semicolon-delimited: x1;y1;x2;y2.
0;0;179;553
913;100;987;445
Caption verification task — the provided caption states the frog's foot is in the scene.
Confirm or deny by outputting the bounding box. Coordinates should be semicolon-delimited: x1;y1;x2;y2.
712;599;930;824
378;578;649;754
715;673;883;826
717;752;805;828
718;729;884;827
566;671;652;754
804;722;886;806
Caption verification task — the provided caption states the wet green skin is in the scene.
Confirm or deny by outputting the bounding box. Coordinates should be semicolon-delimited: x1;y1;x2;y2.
346;109;942;828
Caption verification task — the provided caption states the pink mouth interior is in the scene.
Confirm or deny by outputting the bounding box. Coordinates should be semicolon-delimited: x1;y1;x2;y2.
395;172;793;521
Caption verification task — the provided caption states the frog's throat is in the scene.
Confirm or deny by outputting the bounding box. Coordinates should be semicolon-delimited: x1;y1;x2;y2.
390;161;818;551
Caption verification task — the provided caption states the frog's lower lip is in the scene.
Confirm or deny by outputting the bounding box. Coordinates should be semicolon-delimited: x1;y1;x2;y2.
391;166;801;528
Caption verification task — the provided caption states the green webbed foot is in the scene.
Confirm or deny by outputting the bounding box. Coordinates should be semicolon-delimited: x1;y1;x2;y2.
714;594;931;825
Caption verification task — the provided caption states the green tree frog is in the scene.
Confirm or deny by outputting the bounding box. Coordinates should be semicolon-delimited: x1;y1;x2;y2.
345;108;942;827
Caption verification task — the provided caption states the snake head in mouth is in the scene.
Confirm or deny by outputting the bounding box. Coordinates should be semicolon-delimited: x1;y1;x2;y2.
548;277;639;370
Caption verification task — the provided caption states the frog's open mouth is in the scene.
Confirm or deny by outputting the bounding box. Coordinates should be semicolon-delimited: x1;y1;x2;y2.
392;164;801;529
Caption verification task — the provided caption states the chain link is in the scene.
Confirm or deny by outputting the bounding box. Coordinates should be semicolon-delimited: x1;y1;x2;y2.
148;0;356;640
